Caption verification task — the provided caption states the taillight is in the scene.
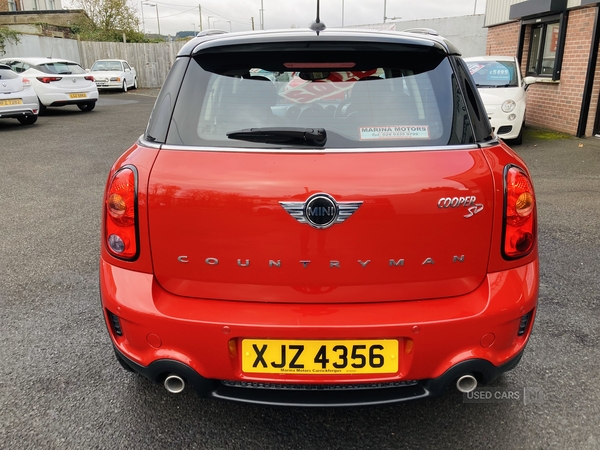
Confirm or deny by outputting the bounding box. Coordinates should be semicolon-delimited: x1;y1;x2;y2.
105;166;138;260
85;75;95;81
36;76;62;83
22;78;32;87
503;165;536;259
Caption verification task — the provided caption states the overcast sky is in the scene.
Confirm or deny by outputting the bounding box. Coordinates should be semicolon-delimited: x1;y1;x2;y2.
64;0;487;36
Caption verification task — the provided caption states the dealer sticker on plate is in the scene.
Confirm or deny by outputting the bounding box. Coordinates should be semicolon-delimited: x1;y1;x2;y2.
242;339;399;374
359;125;430;140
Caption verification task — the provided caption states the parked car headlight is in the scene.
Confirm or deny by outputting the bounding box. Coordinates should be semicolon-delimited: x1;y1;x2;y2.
502;100;517;113
110;77;122;82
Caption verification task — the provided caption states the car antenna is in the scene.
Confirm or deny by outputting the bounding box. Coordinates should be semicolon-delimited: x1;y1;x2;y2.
310;0;326;35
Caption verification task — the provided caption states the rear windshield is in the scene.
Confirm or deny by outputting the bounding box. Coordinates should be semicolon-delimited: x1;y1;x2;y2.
467;60;519;88
0;66;19;80
165;42;474;148
36;62;86;75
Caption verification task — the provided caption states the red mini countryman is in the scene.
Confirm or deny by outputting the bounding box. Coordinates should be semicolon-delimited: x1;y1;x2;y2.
100;25;538;406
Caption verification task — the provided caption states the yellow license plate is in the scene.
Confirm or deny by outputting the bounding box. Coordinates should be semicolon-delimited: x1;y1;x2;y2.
242;339;399;375
69;93;87;99
0;99;23;106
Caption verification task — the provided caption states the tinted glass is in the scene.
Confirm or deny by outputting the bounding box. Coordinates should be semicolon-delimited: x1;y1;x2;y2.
0;66;19;79
166;42;474;148
37;62;86;75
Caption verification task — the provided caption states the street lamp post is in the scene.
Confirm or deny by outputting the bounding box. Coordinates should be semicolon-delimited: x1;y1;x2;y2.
141;0;145;33
383;0;401;22
192;23;196;35
208;16;215;29
142;2;161;36
216;20;232;32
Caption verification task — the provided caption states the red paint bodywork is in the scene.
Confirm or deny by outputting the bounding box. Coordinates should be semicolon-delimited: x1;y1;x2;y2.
100;142;538;387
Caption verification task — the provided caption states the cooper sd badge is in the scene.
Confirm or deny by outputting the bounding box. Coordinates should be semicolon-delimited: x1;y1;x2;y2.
280;193;362;229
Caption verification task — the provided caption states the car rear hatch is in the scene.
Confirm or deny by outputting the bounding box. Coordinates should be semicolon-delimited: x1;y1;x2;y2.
36;62;95;90
0;69;24;94
147;148;494;303
145;33;495;303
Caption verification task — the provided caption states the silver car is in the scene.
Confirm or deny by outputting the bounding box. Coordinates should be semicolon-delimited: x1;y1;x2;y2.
0;63;39;125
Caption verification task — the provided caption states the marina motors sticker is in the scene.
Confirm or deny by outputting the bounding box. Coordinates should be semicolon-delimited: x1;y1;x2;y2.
359;126;430;140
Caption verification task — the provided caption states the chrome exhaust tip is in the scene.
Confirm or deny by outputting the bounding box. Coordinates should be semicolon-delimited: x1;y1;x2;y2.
456;374;478;393
164;375;185;394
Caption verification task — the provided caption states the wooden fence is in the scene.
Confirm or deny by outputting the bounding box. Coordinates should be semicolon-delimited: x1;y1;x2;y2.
78;40;187;88
2;35;187;88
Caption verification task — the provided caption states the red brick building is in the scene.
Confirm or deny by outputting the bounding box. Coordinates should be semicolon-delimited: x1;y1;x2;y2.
485;0;600;136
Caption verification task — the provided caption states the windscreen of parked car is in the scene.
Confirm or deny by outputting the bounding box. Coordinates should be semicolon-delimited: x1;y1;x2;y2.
163;41;475;148
37;62;87;75
467;60;519;88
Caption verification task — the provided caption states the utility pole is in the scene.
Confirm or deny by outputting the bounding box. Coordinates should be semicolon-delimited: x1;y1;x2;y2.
199;4;202;31
260;0;264;30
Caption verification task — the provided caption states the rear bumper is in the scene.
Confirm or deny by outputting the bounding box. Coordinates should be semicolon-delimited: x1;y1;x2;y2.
113;345;524;406
100;258;538;405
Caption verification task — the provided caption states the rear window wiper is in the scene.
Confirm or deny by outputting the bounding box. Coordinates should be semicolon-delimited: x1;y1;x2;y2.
227;127;327;147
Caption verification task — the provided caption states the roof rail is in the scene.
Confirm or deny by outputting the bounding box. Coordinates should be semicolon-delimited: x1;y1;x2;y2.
196;29;228;37
403;28;439;36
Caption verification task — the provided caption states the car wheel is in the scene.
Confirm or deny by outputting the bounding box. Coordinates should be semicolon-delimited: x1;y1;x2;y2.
38;100;47;116
122;80;128;92
77;102;96;112
512;124;524;145
17;115;38;125
133;77;138;89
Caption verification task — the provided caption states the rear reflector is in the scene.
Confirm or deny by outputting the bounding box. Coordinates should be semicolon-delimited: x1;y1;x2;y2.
517;311;533;336
106;309;123;336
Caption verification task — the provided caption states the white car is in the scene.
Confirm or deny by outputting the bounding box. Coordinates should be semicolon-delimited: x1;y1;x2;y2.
0;57;98;113
0;63;39;125
89;59;137;92
464;56;534;144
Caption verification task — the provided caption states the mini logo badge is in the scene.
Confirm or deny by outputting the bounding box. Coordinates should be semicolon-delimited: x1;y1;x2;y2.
280;193;362;229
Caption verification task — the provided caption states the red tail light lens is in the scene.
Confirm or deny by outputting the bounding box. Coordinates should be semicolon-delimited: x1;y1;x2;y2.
85;75;95;81
105;166;138;260
36;76;62;83
22;78;32;87
503;165;536;259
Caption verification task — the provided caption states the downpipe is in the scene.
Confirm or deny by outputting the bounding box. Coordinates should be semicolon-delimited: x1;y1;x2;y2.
456;374;478;393
164;375;186;394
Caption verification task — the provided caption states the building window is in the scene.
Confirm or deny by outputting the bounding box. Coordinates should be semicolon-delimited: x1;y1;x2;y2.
527;22;560;77
8;0;17;11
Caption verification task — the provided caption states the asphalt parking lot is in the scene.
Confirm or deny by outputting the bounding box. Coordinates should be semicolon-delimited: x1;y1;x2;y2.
1;91;599;449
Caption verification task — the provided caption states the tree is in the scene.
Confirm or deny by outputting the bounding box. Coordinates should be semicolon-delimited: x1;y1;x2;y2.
0;27;20;55
69;0;146;42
